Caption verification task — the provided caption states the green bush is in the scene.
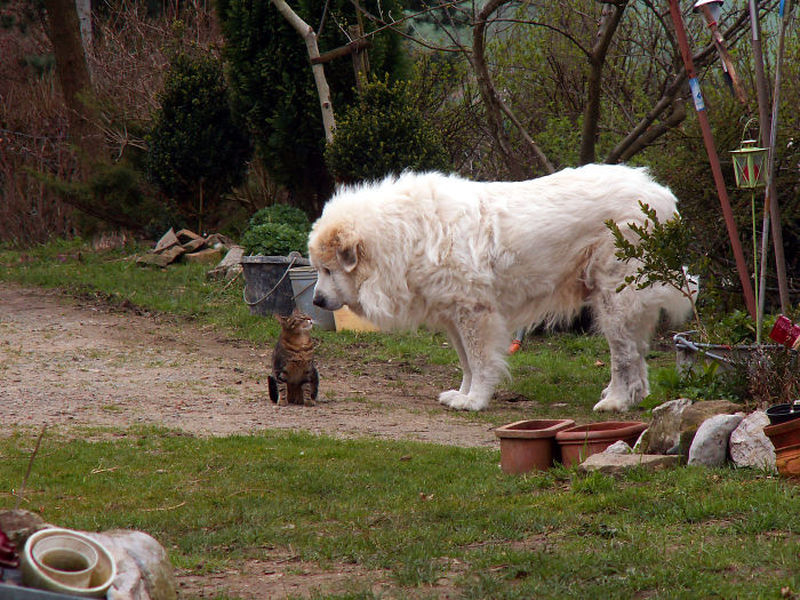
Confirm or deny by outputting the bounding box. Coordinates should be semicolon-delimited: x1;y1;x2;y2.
146;48;251;227
325;77;451;183
36;162;174;238
240;204;311;256
216;0;408;213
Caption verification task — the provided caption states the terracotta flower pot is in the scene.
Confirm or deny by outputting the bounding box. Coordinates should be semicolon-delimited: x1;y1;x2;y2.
764;417;800;477
773;443;800;477
494;419;575;474
555;421;649;467
764;417;800;452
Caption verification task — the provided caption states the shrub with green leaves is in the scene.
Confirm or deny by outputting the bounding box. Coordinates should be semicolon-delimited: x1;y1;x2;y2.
216;0;408;213
606;201;706;330
324;77;451;183
240;204;311;256
146;48;251;227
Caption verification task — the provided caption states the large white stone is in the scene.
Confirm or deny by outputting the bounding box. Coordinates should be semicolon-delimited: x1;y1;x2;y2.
86;530;177;600
729;410;777;472
687;413;745;467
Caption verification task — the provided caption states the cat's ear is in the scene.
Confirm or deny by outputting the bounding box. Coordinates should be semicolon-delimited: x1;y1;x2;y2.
276;313;287;326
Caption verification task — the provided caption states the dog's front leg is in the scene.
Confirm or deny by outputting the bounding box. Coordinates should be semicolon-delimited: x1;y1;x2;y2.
438;306;509;411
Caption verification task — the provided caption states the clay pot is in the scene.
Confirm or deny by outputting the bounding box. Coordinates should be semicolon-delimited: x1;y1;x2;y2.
494;419;575;473
555;421;649;466
764;417;800;477
774;443;800;477
764;417;800;452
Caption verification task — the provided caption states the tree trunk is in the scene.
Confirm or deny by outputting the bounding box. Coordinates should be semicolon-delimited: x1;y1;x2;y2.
579;0;627;166
76;0;92;49
44;0;102;163
270;0;336;143
471;0;554;178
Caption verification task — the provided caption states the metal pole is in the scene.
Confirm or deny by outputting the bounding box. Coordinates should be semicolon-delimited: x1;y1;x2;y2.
667;0;757;320
764;0;794;312
749;0;773;324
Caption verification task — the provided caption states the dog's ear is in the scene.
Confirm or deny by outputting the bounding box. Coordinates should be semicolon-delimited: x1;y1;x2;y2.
312;223;363;273
333;227;362;273
337;243;359;273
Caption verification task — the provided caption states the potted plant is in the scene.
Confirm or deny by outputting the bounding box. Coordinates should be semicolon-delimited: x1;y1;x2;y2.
240;204;319;320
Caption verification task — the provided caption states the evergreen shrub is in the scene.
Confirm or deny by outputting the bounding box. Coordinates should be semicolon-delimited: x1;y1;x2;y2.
240;204;311;256
324;77;451;183
146;48;251;226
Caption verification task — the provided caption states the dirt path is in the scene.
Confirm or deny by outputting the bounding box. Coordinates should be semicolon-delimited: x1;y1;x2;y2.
0;282;500;446
0;282;510;599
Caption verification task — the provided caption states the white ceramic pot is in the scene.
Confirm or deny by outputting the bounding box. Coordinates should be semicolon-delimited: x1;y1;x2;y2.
21;527;117;598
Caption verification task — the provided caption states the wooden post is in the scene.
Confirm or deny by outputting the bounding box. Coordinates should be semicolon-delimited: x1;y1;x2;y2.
667;0;757;320
348;24;369;93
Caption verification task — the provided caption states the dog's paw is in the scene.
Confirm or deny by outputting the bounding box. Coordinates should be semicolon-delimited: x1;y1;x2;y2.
438;390;488;411
593;394;629;412
438;390;464;408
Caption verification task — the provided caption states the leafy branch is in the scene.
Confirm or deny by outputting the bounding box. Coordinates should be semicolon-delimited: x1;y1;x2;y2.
606;201;704;333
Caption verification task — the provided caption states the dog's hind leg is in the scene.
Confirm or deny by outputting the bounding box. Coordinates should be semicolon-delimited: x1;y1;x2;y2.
438;305;509;411
443;321;472;395
591;289;658;412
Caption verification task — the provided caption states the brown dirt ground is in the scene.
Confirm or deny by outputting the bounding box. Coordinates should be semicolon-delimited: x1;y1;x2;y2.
0;282;530;599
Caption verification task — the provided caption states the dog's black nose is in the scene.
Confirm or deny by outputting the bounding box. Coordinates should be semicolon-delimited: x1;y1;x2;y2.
312;294;327;309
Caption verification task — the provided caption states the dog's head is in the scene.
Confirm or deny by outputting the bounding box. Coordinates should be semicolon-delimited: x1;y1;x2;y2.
308;222;365;312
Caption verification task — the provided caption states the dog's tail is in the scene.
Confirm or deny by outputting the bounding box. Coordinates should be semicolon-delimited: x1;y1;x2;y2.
662;268;699;326
268;375;278;403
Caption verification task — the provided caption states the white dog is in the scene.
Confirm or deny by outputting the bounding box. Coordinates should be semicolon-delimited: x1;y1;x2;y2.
308;164;692;412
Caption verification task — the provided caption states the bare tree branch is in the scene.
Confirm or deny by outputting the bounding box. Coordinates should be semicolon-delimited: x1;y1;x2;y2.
270;0;336;142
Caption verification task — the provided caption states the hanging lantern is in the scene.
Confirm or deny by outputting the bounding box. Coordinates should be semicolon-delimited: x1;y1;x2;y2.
693;0;723;21
730;139;768;188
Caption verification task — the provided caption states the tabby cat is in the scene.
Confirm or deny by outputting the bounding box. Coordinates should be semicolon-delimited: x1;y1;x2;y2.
267;310;319;406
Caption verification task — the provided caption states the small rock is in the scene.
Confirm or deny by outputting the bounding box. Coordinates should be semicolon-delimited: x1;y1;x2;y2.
729;410;777;472
207;246;245;280
153;228;179;253
175;229;203;243
137;245;185;268
180;238;205;253
184;248;223;264
602;440;632;455
0;508;48;547
204;233;236;249
579;453;680;476
687;413;745;467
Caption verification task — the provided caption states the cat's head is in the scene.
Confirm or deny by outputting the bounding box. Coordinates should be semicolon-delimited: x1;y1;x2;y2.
276;309;313;333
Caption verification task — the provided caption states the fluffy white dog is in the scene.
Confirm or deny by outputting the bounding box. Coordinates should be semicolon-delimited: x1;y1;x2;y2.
308;164;693;412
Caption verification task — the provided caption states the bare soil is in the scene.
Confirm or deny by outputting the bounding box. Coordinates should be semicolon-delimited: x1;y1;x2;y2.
0;282;517;599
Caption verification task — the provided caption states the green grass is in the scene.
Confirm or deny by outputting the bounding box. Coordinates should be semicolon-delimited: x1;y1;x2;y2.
3;239;795;599
2;429;799;599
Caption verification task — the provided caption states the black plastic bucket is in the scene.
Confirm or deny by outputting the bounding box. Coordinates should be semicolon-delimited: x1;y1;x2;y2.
766;402;800;425
241;254;309;317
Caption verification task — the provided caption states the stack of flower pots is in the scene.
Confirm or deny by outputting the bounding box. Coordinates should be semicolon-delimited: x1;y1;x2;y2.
764;401;800;477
